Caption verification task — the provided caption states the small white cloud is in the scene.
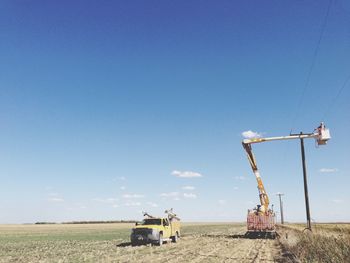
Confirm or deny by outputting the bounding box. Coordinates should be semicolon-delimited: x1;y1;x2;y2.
332;199;344;204
124;202;141;207
92;198;118;204
107;198;118;202
183;193;197;199
218;200;227;205
233;186;239;190
160;192;179;197
234;176;246;181
172;170;203;178
112;204;119;208
74;203;87;209
146;202;158;207
319;168;338;173
182;186;195;190
122;194;144;199
173;197;180;201
242;130;262;139
120;186;126;191
48;197;64;202
113;176;126;182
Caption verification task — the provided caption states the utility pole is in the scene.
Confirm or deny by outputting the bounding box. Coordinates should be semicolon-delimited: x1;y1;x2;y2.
276;193;284;224
288;132;314;232
300;133;312;231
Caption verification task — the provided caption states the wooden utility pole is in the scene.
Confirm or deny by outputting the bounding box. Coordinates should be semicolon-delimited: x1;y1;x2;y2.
276;193;284;224
300;134;312;231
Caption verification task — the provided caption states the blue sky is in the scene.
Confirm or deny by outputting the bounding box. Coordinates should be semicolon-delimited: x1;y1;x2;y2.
0;0;349;223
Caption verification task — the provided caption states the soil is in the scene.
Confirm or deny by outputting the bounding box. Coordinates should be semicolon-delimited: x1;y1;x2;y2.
115;225;295;263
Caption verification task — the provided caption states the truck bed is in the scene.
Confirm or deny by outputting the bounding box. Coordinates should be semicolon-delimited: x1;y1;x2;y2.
247;212;275;232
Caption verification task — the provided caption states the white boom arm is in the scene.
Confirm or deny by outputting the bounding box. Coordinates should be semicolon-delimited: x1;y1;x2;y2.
243;134;316;144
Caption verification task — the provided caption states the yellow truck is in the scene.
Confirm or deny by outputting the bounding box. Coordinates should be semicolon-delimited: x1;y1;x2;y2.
130;209;180;246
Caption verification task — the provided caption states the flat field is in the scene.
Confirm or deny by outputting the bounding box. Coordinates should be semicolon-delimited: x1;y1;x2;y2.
1;223;349;262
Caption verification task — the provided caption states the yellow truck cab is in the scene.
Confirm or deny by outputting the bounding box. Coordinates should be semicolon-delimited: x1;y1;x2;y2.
131;211;180;246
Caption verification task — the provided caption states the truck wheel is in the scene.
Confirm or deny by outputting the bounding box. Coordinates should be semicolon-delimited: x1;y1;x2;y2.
171;232;178;243
158;233;163;246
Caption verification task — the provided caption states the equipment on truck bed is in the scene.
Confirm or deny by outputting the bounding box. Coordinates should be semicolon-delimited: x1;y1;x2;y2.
165;208;181;221
143;211;157;219
242;122;330;234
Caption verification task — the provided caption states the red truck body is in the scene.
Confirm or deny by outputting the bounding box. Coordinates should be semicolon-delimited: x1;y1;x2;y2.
247;210;275;232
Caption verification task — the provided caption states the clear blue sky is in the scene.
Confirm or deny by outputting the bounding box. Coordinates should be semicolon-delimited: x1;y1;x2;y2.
0;0;349;223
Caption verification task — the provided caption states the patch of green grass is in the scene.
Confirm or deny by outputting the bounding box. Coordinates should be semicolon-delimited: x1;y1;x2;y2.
0;224;133;262
0;230;130;243
0;225;131;243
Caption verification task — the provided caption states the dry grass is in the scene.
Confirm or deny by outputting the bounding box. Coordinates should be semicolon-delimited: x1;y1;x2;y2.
277;224;350;263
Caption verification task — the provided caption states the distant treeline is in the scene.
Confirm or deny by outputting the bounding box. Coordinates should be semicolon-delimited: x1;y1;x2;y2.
35;220;137;225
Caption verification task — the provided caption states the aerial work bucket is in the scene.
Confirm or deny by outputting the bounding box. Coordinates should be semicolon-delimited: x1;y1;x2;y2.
316;122;331;145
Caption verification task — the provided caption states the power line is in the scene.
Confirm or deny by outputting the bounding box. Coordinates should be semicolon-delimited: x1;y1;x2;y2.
290;0;333;133
322;73;350;120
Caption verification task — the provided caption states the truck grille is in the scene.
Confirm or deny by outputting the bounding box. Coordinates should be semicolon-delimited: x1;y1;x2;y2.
134;228;152;235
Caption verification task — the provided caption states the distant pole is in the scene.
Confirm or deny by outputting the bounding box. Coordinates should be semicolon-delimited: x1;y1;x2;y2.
300;133;312;231
276;193;284;224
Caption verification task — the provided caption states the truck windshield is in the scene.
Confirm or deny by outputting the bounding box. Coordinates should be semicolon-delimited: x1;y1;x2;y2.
142;219;161;225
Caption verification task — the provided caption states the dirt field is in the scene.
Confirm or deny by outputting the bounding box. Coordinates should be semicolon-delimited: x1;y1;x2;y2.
0;223;294;262
118;224;287;263
2;222;349;262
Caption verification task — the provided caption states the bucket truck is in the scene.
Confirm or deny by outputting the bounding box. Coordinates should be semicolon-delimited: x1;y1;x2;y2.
242;122;330;236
